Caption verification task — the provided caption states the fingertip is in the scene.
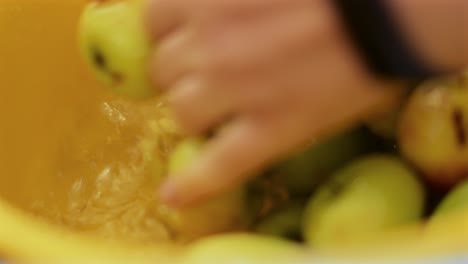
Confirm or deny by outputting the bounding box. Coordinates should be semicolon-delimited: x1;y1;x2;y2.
158;179;181;206
157;176;215;208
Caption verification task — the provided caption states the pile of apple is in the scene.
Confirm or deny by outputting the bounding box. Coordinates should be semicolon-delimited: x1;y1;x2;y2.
77;0;468;257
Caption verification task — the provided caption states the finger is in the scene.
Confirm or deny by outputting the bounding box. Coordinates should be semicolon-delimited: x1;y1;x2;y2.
158;115;298;208
149;29;199;90
167;76;237;134
194;3;324;75
145;0;186;41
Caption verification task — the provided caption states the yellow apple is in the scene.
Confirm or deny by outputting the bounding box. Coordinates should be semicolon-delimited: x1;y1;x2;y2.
398;74;468;187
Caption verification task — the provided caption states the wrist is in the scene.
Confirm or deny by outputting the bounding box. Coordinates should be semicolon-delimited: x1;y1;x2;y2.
388;0;468;72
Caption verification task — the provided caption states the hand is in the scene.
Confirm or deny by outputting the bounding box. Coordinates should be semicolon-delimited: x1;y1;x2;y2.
146;0;405;207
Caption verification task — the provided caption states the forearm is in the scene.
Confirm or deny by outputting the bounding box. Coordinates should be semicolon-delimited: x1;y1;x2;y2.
389;0;468;72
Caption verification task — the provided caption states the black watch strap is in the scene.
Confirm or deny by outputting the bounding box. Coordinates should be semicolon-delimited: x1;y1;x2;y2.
332;0;438;80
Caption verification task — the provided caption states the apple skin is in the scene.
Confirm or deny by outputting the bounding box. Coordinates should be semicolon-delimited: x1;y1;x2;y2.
168;138;205;175
432;179;468;218
397;74;468;187
78;0;155;99
254;200;305;240
425;180;468;248
179;233;306;264
302;155;425;250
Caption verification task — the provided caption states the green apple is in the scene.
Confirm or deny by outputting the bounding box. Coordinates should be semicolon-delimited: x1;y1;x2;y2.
271;128;370;196
168;138;205;174
432;179;468;217
302;155;425;249
425;180;468;247
156;189;248;243
156;138;249;242
397;74;468;187
254;201;305;240
78;0;155;99
180;233;306;264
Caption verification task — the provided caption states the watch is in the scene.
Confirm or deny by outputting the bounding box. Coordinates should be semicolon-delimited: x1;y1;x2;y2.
332;0;439;81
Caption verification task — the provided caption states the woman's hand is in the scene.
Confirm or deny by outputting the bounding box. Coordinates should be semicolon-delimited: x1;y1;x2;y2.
146;0;404;207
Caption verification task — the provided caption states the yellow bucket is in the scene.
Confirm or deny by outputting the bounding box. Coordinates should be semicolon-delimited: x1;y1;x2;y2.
0;1;467;263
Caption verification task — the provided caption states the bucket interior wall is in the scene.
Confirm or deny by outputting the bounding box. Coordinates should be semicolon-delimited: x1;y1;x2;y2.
0;0;184;247
0;0;109;219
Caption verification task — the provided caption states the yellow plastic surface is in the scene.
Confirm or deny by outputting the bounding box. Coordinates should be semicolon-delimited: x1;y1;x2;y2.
0;1;466;263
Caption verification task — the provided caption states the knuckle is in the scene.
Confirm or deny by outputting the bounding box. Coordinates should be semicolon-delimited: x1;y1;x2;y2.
218;140;259;176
